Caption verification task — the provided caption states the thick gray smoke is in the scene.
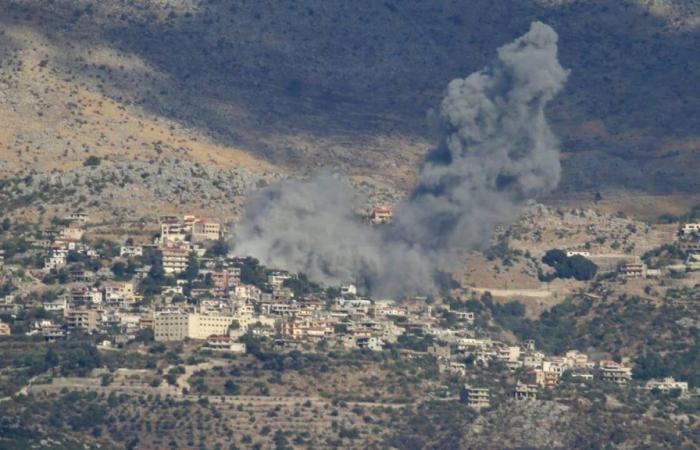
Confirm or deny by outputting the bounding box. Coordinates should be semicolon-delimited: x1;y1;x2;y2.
233;21;569;298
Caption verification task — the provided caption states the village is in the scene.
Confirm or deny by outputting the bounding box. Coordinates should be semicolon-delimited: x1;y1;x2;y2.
1;204;700;416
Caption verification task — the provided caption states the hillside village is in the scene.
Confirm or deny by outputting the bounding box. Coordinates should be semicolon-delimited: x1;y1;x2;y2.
2;203;700;414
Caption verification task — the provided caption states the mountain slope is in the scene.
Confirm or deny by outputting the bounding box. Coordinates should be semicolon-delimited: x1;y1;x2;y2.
1;0;700;216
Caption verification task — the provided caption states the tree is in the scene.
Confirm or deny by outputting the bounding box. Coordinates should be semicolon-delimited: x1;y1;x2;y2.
567;255;598;281
83;155;101;167
283;273;319;298
542;249;568;269
224;379;239;395
182;252;199;281
542;249;597;281
240;257;268;289
209;239;229;257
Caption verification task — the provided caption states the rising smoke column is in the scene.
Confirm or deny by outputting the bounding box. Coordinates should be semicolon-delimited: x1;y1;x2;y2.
233;21;569;298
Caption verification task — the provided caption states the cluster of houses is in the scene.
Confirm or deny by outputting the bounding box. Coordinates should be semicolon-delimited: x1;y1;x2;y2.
565;221;700;280
444;340;640;409
0;210;695;412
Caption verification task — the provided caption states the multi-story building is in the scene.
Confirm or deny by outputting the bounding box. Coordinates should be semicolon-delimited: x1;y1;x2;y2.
356;336;384;351
45;248;68;271
369;207;393;225
234;284;262;301
60;223;85;241
160;219;187;243
104;282;136;307
462;385;490;410
267;271;291;289
43;297;68;312
211;269;239;292
65;309;99;333
645;377;689;394
154;311;237;341
70;286;103;305
599;360;632;385
192;219;222;242
681;223;700;235
528;368;560;388
120;246;143;257
66;212;89;224
161;247;189;274
514;382;538;400
619;262;646;278
206;335;247;353
497;345;521;364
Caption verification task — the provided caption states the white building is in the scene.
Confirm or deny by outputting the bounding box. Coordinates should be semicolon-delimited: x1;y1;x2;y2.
104;282;136;307
120;246;143;257
566;250;591;257
154;311;237;341
192;219;222;242
161;247;189;274
235;284;262;301
160;221;187;243
206;336;246;353
645;377;688;394
268;271;292;289
681;223;700;235
340;284;357;296
45;249;68;271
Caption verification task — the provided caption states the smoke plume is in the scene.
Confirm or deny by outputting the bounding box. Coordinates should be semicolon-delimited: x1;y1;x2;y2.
233;21;569;297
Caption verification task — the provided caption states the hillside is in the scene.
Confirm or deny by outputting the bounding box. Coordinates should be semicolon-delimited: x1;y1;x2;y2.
2;0;700;217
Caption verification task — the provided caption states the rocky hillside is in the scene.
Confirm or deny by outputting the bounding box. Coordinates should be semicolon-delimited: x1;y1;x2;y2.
1;0;700;218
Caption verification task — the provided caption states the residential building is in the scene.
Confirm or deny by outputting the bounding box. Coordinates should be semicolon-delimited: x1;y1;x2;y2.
619;263;646;279
154;311;237;341
45;248;68;271
104;282;136;306
70;286;103;305
599;360;632;385
571;372;594;381
463;385;490;410
161;247;188;274
211;269;239;292
452;310;475;323
66;212;89;223
120;246;143;257
0;321;10;336
160;220;187;243
183;215;198;231
681;223;700;235
43;297;68;312
192;219;221;242
61;223;85;241
679;240;700;253
28;320;65;341
497;345;521;364
235;284;262;301
514;382;538;400
528;368;560;388
645;377;688;394
65;309;99;333
268;271;292;289
564;350;594;369
356;336;384;351
205;335;246;353
369;207;393;225
340;284;357;297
